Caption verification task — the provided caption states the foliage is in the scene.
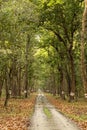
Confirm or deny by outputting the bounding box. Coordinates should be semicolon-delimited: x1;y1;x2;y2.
0;0;86;129
0;0;39;103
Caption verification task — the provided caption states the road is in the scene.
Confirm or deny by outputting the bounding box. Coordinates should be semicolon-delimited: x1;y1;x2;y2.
29;92;80;130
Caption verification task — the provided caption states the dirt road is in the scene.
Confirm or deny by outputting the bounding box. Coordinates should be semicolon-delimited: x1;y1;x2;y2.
29;92;80;130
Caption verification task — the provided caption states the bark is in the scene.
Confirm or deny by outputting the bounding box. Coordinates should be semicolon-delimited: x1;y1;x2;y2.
59;68;66;100
4;71;10;107
10;60;18;97
65;66;71;96
0;80;3;97
81;0;87;98
68;49;76;101
18;67;21;97
12;76;17;97
25;34;30;98
52;73;56;96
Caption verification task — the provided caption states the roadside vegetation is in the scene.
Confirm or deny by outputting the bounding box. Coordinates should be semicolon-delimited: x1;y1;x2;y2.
46;94;87;130
0;93;36;130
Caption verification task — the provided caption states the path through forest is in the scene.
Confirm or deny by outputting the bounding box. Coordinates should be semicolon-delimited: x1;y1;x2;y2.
29;91;80;130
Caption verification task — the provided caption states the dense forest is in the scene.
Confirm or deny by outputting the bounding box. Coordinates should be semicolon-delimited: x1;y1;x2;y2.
0;0;87;107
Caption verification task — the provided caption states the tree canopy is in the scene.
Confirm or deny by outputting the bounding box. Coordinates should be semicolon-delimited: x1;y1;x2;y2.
0;0;87;106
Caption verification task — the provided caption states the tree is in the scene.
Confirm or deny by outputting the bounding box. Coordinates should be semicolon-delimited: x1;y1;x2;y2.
0;0;39;105
39;0;83;101
81;0;87;99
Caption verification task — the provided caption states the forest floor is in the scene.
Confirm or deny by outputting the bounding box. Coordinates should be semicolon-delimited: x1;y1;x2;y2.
0;93;87;130
29;92;81;130
46;94;87;130
0;93;36;130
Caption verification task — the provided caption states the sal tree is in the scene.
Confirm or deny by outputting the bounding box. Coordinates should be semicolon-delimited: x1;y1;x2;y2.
39;0;83;101
81;0;87;99
0;0;39;106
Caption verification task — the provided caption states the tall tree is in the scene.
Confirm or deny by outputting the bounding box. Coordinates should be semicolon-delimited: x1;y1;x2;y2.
39;0;82;101
0;0;39;105
81;0;87;99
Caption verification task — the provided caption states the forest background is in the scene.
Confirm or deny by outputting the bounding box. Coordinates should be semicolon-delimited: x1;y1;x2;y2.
0;0;87;130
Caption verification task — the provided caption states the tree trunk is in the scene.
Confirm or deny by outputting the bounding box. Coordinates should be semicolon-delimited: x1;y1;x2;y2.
4;71;10;107
12;76;17;97
69;49;76;101
81;0;87;99
25;34;30;98
52;73;56;96
65;65;71;97
0;79;3;98
18;66;21;97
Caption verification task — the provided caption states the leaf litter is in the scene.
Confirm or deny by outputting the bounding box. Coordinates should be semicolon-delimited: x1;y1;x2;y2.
0;93;36;130
46;94;87;130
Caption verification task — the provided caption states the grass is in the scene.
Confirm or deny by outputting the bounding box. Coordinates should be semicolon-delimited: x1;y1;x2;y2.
66;113;87;121
43;107;52;118
46;94;87;130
